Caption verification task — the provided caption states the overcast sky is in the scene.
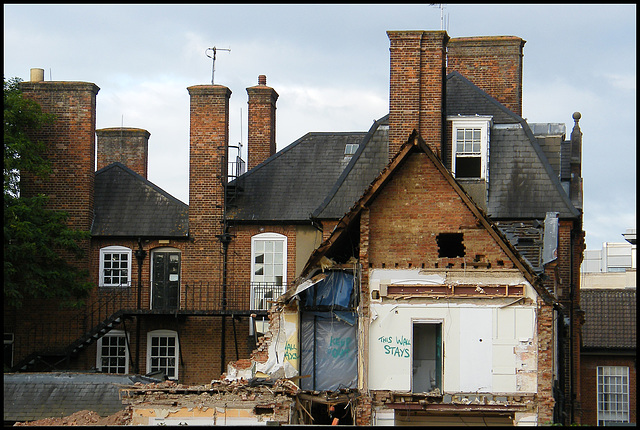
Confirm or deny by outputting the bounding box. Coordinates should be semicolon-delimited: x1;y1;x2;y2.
4;4;636;251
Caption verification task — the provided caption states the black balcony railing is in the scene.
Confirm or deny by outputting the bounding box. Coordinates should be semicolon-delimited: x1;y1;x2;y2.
11;280;287;371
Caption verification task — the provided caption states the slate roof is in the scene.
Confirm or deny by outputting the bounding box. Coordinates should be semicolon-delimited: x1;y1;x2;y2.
92;162;189;237
313;116;389;219
228;72;579;225
227;131;368;222
445;72;579;219
3;372;153;422
446;71;519;124
581;288;636;350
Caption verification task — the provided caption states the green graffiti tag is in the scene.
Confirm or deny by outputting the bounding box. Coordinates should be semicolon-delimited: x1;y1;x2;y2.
378;334;411;358
284;342;299;360
327;336;352;359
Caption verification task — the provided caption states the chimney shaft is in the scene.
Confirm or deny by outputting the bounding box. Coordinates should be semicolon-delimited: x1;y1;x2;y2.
247;75;278;170
447;36;525;117
388;31;449;161
96;127;150;178
30;68;44;82
18;79;99;259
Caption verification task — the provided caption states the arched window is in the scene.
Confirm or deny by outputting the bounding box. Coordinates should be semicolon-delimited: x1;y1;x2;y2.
251;233;287;310
99;246;132;287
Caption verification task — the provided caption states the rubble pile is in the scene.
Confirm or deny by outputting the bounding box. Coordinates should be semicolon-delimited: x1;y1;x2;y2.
13;409;132;426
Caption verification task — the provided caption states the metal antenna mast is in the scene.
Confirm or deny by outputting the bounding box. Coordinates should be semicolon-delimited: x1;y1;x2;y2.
205;46;231;85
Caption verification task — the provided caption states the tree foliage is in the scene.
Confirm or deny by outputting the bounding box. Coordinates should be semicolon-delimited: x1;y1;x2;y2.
4;77;94;308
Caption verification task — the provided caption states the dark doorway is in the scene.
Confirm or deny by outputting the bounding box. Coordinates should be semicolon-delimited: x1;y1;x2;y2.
151;251;180;310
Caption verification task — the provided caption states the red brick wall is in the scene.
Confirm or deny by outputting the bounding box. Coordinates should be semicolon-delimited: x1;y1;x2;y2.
247;75;278;170
447;36;525;117
366;153;513;269
183;85;230;287
537;300;556;424
226;224;298;294
96;127;150;178
388;31;448;161
580;354;637;426
19;81;99;261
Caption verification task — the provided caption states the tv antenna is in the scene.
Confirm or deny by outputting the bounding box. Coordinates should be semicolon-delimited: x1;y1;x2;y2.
429;4;449;31
205;46;231;85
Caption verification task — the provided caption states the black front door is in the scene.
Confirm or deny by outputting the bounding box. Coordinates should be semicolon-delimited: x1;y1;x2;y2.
152;251;180;310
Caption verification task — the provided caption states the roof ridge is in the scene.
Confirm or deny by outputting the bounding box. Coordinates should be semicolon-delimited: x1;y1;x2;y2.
311;117;386;218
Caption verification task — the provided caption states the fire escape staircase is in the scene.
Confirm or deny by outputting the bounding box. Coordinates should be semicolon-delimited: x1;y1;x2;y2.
11;312;128;372
10;285;137;373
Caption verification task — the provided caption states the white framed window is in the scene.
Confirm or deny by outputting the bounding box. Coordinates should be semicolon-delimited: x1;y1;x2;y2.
251;233;287;310
147;330;179;380
99;246;132;287
448;116;492;180
96;330;129;374
597;366;629;425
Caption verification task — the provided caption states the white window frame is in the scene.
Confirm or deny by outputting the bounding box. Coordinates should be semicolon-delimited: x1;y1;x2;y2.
99;246;132;287
250;233;287;310
597;365;630;425
147;329;179;380
96;330;129;374
448;116;492;181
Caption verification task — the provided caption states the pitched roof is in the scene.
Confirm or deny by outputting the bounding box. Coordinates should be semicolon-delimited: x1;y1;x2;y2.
581;288;636;350
3;372;150;422
446;71;519;124
92;162;189;237
313;116;389;219
445;72;580;219
299;130;554;305
227;131;369;222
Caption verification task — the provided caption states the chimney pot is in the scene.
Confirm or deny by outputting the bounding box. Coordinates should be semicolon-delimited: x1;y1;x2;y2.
30;68;44;82
258;75;267;85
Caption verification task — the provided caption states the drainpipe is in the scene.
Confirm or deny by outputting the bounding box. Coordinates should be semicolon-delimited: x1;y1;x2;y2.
218;232;232;375
134;238;146;374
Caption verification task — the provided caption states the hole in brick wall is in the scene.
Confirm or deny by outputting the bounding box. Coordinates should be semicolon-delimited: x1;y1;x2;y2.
474;254;484;262
434;263;438;268
408;263;412;268
447;263;454;269
437;233;465;258
395;263;399;268
421;263;425;269
497;260;504;266
381;263;385;268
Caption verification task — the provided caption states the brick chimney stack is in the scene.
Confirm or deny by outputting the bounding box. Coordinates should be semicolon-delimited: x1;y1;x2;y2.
19;79;100;235
96;127;150;178
246;75;278;170
184;84;231;283
447;36;526;117
388;31;449;161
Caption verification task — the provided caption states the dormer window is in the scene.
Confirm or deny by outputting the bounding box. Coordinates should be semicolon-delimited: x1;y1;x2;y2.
448;116;492;180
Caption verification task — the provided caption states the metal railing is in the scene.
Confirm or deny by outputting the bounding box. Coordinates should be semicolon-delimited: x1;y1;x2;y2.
13;280;286;370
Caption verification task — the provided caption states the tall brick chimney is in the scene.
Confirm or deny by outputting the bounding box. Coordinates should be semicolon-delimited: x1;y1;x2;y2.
447;36;526;117
96;127;150;178
19;78;100;236
388;30;449;161
184;84;231;284
246;75;278;170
